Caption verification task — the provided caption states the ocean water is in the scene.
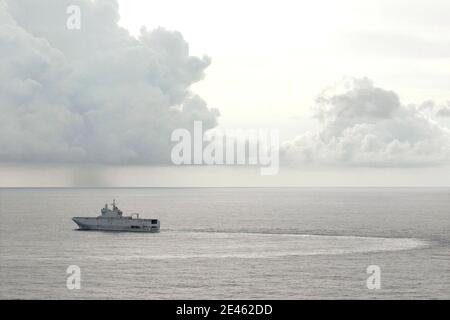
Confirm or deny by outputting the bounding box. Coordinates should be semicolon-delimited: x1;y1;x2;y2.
0;187;449;299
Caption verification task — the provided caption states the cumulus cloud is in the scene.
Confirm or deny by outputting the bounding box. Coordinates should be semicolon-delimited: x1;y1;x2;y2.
0;0;218;164
436;103;450;117
282;78;450;167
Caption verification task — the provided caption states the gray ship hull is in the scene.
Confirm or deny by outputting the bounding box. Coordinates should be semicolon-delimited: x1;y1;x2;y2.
72;217;160;232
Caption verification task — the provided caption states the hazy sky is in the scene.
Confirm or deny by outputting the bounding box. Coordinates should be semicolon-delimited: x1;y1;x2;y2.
0;0;449;186
118;0;450;135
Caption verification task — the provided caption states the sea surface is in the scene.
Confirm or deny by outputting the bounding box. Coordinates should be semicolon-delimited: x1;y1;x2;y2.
0;187;449;299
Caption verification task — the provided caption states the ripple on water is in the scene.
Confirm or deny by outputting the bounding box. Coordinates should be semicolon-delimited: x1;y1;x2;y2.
59;230;429;261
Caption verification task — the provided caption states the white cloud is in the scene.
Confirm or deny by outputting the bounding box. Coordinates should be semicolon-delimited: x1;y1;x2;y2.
282;78;450;167
0;0;218;164
2;1;449;169
436;103;450;117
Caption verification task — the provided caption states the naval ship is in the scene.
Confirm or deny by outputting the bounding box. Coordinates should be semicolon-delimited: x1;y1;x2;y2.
72;200;160;232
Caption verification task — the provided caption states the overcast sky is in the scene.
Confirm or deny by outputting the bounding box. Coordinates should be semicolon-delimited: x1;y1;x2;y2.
0;0;449;186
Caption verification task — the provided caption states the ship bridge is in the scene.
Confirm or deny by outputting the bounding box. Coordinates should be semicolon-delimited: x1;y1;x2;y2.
100;199;123;217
